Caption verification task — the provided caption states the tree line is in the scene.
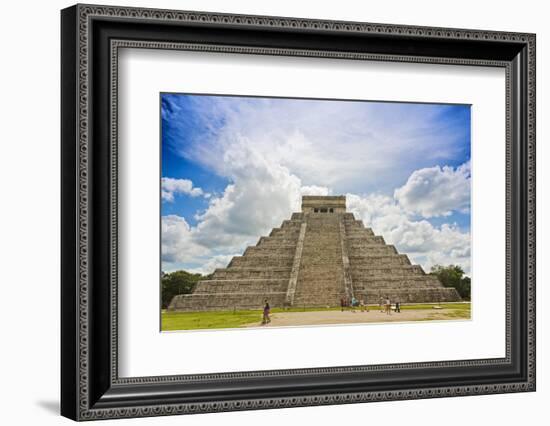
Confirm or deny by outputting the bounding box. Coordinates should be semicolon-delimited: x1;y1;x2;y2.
430;264;471;300
161;270;211;309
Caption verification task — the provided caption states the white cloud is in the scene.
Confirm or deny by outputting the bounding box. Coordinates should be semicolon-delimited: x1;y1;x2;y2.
394;162;470;217
347;193;470;274
161;215;209;266
300;185;331;196
161;139;333;273
161;177;204;202
187;254;237;275
191;138;312;251
171;96;469;194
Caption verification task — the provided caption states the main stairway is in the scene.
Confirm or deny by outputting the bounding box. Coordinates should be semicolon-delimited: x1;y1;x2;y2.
292;214;346;307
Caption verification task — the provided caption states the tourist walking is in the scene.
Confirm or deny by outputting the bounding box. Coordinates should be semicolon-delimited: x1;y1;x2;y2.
395;298;401;313
351;296;357;312
385;297;392;315
340;297;346;312
262;300;271;325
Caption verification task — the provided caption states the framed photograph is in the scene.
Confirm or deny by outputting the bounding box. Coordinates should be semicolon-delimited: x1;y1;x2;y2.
61;4;536;421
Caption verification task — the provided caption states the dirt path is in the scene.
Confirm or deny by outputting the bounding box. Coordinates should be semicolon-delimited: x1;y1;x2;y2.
244;308;467;328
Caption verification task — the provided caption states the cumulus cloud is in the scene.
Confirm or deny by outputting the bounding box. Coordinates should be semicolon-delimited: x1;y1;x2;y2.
191;139;303;249
161;215;209;266
161;177;204;202
187;254;238;275
347;193;470;274
161;138;335;273
394;162;470;217
162;215;241;274
300;185;331;196
164;95;470;195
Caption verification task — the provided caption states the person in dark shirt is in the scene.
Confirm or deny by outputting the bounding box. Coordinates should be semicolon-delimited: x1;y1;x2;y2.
262;300;271;325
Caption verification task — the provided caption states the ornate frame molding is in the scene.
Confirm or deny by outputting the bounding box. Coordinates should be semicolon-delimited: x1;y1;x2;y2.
61;4;535;421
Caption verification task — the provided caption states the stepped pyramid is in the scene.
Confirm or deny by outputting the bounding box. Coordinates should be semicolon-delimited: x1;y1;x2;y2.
168;196;461;311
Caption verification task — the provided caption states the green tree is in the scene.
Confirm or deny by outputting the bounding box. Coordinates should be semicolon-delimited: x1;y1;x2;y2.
161;270;204;309
430;264;471;300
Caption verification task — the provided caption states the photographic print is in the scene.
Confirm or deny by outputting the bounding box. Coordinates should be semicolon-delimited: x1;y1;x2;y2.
160;93;472;331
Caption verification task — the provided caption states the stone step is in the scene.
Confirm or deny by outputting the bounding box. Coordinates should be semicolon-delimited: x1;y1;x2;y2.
296;280;344;286
352;276;443;289
239;251;295;259
168;292;287;312
296;280;344;288
269;228;301;237
302;242;341;247
355;287;461;303
213;267;292;279
244;246;297;256
301;248;342;255
228;256;294;268
306;226;340;231
299;263;344;271
348;254;411;265
345;227;374;235
293;293;346;307
298;267;344;275
347;246;398;256
346;237;385;245
345;226;374;231
300;260;344;266
299;267;343;274
280;219;305;228
294;290;345;298
302;241;341;247
350;265;425;277
257;237;299;246
296;280;344;294
195;278;289;294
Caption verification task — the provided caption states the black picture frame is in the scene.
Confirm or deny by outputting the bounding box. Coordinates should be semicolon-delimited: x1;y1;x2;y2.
61;4;536;421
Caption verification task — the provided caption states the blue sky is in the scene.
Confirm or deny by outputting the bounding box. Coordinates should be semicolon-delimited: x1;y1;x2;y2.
161;93;471;275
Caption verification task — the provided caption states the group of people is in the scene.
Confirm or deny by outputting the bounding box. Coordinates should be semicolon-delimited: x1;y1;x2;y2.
378;296;401;314
340;296;402;314
261;295;402;326
340;297;368;312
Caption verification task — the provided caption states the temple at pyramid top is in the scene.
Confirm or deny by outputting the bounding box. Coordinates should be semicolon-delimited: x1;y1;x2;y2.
301;195;347;213
169;195;461;311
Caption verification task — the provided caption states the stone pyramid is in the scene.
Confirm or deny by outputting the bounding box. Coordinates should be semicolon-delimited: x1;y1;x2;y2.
168;196;461;311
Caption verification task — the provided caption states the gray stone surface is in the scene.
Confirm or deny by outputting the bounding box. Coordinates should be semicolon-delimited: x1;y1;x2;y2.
168;196;462;311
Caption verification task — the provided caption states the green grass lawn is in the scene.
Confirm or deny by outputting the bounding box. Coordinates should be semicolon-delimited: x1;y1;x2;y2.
161;309;263;331
161;302;471;331
400;302;471;311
